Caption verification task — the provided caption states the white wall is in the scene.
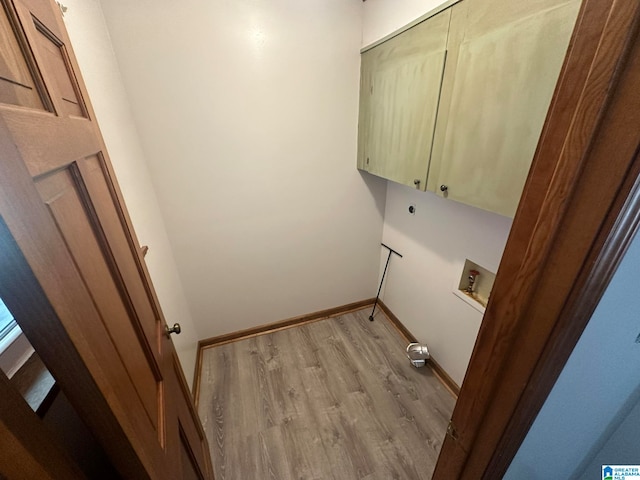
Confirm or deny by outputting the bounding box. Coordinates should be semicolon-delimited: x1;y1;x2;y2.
96;0;387;339
362;0;451;46
62;0;202;383
380;183;511;384
362;0;513;385
504;228;640;479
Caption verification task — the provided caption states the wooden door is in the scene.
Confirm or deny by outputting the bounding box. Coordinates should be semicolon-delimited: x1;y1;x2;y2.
357;8;450;189
428;0;581;217
0;0;212;478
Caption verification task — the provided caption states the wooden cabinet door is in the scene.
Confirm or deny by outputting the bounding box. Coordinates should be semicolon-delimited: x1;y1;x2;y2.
357;9;450;189
0;0;212;478
428;0;581;217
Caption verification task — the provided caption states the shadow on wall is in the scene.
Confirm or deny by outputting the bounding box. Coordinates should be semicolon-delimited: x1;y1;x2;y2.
574;382;640;478
359;170;388;220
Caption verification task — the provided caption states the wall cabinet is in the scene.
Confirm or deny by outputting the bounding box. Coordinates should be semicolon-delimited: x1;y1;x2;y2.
357;9;450;189
358;0;581;218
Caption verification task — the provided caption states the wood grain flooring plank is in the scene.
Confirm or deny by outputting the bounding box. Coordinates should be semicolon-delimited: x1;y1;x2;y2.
255;332;282;372
317;337;365;398
257;427;293;480
331;314;420;423
292;323;324;369
253;334;292;428
280;417;324;480
239;337;276;433
285;361;362;477
314;410;364;479
198;344;235;480
197;308;454;480
286;325;369;479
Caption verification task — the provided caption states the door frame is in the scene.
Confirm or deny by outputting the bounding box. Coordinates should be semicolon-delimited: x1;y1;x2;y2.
433;0;640;477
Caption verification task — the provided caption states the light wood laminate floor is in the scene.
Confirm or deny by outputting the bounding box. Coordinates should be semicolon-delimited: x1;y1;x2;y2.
197;308;455;480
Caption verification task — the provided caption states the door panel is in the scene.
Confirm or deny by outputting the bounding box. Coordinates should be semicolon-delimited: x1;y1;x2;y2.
166;341;214;480
180;431;204;480
77;155;163;362
431;0;581;217
0;2;44;109
31;21;85;117
358;8;450;189
367;49;446;186
13;0;85;117
0;0;213;478
35;163;161;433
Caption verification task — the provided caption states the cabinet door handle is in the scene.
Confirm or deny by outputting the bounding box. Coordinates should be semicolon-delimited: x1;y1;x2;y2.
440;184;448;192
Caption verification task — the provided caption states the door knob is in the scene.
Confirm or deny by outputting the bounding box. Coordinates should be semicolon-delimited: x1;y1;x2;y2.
165;323;181;336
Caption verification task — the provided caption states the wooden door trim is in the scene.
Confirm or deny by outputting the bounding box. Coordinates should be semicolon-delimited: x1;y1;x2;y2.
433;0;640;477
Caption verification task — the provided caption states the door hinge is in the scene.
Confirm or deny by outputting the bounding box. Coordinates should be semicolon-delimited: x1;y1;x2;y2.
447;420;459;441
